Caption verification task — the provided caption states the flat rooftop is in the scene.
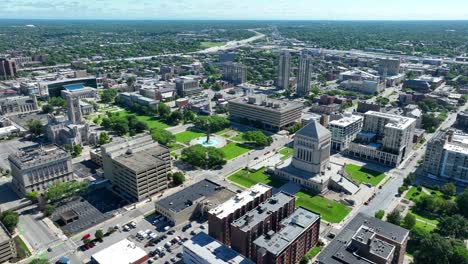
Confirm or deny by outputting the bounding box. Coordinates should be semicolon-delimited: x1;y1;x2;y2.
91;239;147;264
330;114;363;127
365;111;416;130
156;179;223;214
253;207;320;256
231;192;294;232
209;183;271;219
114;146;167;173
229;97;303;113
9;144;70;167
183;232;254;264
317;213;409;264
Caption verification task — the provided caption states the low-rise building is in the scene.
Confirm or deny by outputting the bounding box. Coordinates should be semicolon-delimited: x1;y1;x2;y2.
329;113;363;151
0;95;38;116
118;92;159;109
253;207;321;264
340;80;384;95
0;222;16;263
91;239;148;264
61;83;98;100
317;213;409;264
101;133;171;202
231;192;296;259
183;232;254;264
228;96;303;131
208;183;272;246
9;144;73;196
175;77;202;97
154;179;235;225
403;76;445;92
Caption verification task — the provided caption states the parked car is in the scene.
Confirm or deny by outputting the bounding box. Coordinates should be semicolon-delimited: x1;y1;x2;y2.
130;221;137;228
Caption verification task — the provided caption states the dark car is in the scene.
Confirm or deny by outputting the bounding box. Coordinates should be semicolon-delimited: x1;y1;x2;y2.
176;253;183;258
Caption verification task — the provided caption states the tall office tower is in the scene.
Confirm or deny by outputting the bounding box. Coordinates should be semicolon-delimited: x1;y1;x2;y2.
101;133;171;202
66;94;83;124
221;62;247;85
297;54;313;97
0;58;17;79
276;51;291;90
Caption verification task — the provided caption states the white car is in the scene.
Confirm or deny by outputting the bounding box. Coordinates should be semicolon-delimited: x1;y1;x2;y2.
130;222;137;228
123;225;130;231
145;229;152;235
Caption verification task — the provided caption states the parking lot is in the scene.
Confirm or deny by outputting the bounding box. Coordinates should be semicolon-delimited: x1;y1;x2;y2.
123;213;208;264
73;211;209;264
52;187;128;234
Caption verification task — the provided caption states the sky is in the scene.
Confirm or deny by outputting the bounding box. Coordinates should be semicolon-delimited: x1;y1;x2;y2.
1;0;468;20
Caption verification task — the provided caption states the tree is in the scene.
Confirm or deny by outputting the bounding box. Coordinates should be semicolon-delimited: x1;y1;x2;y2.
113;121;129;136
100;89;118;103
242;131;273;147
457;188;468;218
375;210;385;219
171;172;185;186
73;144;82;158
181;145;226;169
441;183;456;198
95;229;104;241
166;110;183;125
151;129;175;146
0;210;19;232
41;104;53;113
26;191;39;203
403;173;415;186
45;181;88;202
48;97;66;108
27;119;43;136
126;76;136;88
402;213;416;230
183;109;196;123
157;103;171;119
98;132;110;145
436;215;468;239
386;209;402;226
193;116;230;133
42;204;56;217
413;234;455;264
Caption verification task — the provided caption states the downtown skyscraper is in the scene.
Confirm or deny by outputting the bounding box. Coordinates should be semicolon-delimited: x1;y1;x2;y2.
297;54;313;97
276;51;291;90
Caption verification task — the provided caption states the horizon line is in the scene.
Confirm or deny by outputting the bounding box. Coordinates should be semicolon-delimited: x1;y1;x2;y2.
0;18;468;22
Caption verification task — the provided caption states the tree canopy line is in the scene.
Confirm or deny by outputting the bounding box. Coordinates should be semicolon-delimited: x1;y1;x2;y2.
386;185;468;264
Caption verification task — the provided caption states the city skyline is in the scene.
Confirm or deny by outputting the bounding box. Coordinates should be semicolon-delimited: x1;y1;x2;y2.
1;0;468;20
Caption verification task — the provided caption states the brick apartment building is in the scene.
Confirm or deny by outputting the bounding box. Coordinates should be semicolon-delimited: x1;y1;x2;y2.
230;192;295;259
208;183;272;245
253;207;321;264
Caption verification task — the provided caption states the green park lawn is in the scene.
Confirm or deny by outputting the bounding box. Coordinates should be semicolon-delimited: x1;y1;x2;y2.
169;143;185;151
404;186;447;202
295;191;351;223
119;110;169;130
344;164;386;186
305;246;322;259
221;142;251;160
200;41;225;48
227;168;285;188
231;132;246;142
413;218;437;233
175;130;205;143
279;147;294;160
